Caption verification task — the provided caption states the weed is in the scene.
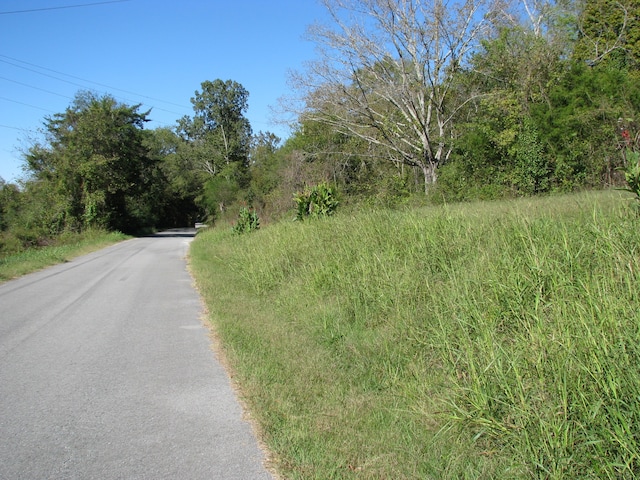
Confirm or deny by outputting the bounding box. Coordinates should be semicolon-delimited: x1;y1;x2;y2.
232;207;260;235
294;182;339;220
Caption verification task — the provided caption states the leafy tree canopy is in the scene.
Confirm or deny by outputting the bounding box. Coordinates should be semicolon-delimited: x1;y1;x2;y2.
574;0;640;69
177;79;252;180
23;91;154;233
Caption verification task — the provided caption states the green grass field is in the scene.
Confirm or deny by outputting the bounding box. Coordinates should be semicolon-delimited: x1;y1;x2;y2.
0;229;130;282
191;190;640;479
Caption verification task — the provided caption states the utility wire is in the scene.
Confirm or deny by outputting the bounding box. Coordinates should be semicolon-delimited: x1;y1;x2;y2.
0;96;55;113
0;59;185;117
0;124;29;131
0;57;98;91
0;1;129;15
0;54;190;109
0;76;73;100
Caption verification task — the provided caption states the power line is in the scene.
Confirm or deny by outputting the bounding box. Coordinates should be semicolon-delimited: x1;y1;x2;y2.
0;54;190;109
0;124;29;132
0;96;55;113
0;57;98;90
0;75;73;100
0;58;186;117
0;1;130;15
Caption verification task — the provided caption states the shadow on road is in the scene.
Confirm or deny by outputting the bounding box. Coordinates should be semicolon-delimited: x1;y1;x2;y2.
144;228;197;238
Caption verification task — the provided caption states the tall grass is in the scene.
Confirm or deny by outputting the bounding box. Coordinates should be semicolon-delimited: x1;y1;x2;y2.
190;190;640;478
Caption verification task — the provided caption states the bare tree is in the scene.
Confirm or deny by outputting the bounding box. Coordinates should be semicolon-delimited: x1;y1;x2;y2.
498;0;555;36
290;0;496;193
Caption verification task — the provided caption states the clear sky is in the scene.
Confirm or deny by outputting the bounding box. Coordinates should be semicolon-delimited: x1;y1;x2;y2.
0;0;327;183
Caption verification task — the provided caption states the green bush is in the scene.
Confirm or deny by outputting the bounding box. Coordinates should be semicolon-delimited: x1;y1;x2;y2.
199;176;241;224
232;207;260;235
619;150;640;211
0;232;24;255
294;182;339;220
429;161;510;204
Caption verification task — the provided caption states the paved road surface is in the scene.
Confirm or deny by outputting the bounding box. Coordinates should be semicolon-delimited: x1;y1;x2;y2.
0;230;273;480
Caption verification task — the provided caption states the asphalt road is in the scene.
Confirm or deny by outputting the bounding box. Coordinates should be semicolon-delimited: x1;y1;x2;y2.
0;230;273;480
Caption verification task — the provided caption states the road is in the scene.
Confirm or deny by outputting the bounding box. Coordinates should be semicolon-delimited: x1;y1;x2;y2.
0;230;273;480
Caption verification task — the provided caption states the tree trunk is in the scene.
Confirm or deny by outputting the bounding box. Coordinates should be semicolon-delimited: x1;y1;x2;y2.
421;161;438;195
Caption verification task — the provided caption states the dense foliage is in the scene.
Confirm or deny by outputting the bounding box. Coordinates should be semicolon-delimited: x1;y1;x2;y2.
288;0;640;202
23;92;158;233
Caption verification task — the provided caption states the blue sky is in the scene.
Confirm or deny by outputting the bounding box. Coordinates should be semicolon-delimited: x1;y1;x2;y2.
0;0;327;182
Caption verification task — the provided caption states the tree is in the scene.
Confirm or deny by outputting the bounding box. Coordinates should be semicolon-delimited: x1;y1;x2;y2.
250;131;281;166
247;131;282;208
574;0;640;69
439;25;562;198
531;62;640;189
176;80;253;220
290;0;496;193
144;127;201;227
177;80;252;183
0;178;21;231
23;92;155;232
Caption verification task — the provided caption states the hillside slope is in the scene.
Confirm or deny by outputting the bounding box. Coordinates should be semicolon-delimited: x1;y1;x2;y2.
191;190;640;479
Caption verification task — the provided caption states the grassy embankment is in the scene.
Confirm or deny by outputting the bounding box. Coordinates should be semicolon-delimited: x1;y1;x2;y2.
0;229;130;282
190;190;640;479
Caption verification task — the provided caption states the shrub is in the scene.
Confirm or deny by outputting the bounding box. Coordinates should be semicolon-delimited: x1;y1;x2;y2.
0;231;24;255
620;150;640;211
232;207;260;235
294;182;339;220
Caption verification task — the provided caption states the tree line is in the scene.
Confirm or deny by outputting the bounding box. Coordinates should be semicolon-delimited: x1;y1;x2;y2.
289;0;640;201
1;0;639;252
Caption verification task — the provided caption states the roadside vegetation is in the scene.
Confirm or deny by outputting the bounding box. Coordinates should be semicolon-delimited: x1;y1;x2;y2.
190;190;640;478
0;229;129;282
2;0;638;255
